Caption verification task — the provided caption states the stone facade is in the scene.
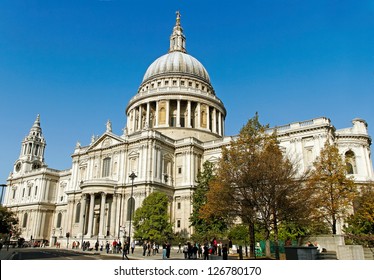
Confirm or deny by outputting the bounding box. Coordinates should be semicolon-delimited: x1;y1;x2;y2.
4;13;373;247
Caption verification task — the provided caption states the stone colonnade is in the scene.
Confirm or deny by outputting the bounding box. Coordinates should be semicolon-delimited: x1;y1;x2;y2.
127;99;224;136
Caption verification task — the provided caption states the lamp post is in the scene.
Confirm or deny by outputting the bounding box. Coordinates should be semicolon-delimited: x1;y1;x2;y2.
128;172;137;250
0;184;7;205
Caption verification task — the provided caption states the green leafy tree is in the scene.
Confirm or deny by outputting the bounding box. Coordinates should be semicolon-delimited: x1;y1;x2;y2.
190;161;228;242
344;184;374;247
0;206;19;240
307;142;356;234
133;192;173;243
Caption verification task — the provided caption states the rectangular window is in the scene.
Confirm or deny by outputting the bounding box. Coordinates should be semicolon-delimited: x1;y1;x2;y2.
177;202;181;210
102;158;111;177
173;80;177;85
181;81;185;86
28;187;31;197
165;81;169;86
177;220;181;228
178;167;182;174
12;189;16;199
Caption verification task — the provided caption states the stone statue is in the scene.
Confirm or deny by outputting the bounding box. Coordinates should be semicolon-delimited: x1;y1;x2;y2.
106;119;112;132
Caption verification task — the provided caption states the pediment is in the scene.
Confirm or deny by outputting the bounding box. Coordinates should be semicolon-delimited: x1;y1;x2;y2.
87;133;124;152
206;156;219;163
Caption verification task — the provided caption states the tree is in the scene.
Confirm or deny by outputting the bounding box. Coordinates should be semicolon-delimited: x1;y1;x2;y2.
133;192;173;243
200;113;310;259
190;161;228;242
344;184;374;236
0;206;19;240
307;141;356;234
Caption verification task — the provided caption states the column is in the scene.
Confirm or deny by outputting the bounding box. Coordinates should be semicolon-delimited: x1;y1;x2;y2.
155;102;159;127
146;102;150;128
166;100;170;126
115;194;122;239
138;106;143;130
218;111;222;136
86;193;95;237
176;100;181;127
197;103;201;129
187;101;191;128
110;194;117;237
133;108;137;132
99;192;107;237
79;194;87;237
212;108;217;133
207;105;210;131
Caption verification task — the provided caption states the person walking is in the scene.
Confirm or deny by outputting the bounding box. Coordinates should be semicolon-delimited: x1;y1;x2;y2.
122;242;129;260
222;244;228;260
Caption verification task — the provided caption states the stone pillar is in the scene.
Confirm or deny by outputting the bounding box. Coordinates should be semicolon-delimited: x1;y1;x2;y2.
207;105;210;131
218;111;222;136
187;101;191;128
177;100;181;127
197;103;201;129
166;100;170;126
110;194;117;237
155;101;159;127
99;192;106;237
79;194;87;237
146;102;150;128
138;106;143;130
86;193;95;237
212;108;217;133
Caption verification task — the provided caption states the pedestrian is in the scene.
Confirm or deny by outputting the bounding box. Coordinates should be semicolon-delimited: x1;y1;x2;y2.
106;241;110;253
166;242;171;258
131;240;135;254
177;242;181;253
122;242;129;260
183;243;188;259
203;244;209;260
142;241;147;256
222;244;228;260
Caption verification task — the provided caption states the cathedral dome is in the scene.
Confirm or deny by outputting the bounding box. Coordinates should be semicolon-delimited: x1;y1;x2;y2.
142;52;210;84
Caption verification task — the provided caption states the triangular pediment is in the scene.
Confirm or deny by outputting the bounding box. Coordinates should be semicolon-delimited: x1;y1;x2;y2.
206;156;219;163
87;132;125;152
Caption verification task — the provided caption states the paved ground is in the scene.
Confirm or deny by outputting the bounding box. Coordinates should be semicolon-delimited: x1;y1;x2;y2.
0;246;234;260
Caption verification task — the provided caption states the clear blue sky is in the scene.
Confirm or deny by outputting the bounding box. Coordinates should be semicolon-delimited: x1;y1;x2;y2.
1;0;374;186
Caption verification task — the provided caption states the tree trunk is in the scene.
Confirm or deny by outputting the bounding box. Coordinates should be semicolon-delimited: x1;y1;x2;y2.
249;222;255;258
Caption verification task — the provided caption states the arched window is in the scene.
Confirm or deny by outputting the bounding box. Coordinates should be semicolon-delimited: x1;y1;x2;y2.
75;203;81;223
23;212;28;228
127;197;135;221
345;150;357;174
56;213;62;228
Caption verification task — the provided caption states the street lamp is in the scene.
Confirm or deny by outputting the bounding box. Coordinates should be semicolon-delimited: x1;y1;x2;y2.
0;184;7;205
128;172;137;252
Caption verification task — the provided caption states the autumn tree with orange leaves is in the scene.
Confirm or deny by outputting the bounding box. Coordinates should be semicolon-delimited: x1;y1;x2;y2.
307;142;356;234
200;114;311;259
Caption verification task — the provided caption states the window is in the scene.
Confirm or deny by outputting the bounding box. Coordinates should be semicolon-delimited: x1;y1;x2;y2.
75;203;81;223
28;187;32;197
34;186;38;196
177;202;181;210
173;80;177;85
157;82;161;87
56;213;62;228
189;82;192;87
181;81;185;86
177;220;181;228
345;150;357;174
165;81;169;86
22;213;28;228
22;188;25;197
178;167;182;174
102;157;111;177
12;189;16;199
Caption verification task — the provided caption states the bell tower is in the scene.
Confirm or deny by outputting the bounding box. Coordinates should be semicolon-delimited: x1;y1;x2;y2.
13;114;46;174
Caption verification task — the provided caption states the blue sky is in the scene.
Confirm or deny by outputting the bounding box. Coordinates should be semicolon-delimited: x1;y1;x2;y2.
1;0;374;186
